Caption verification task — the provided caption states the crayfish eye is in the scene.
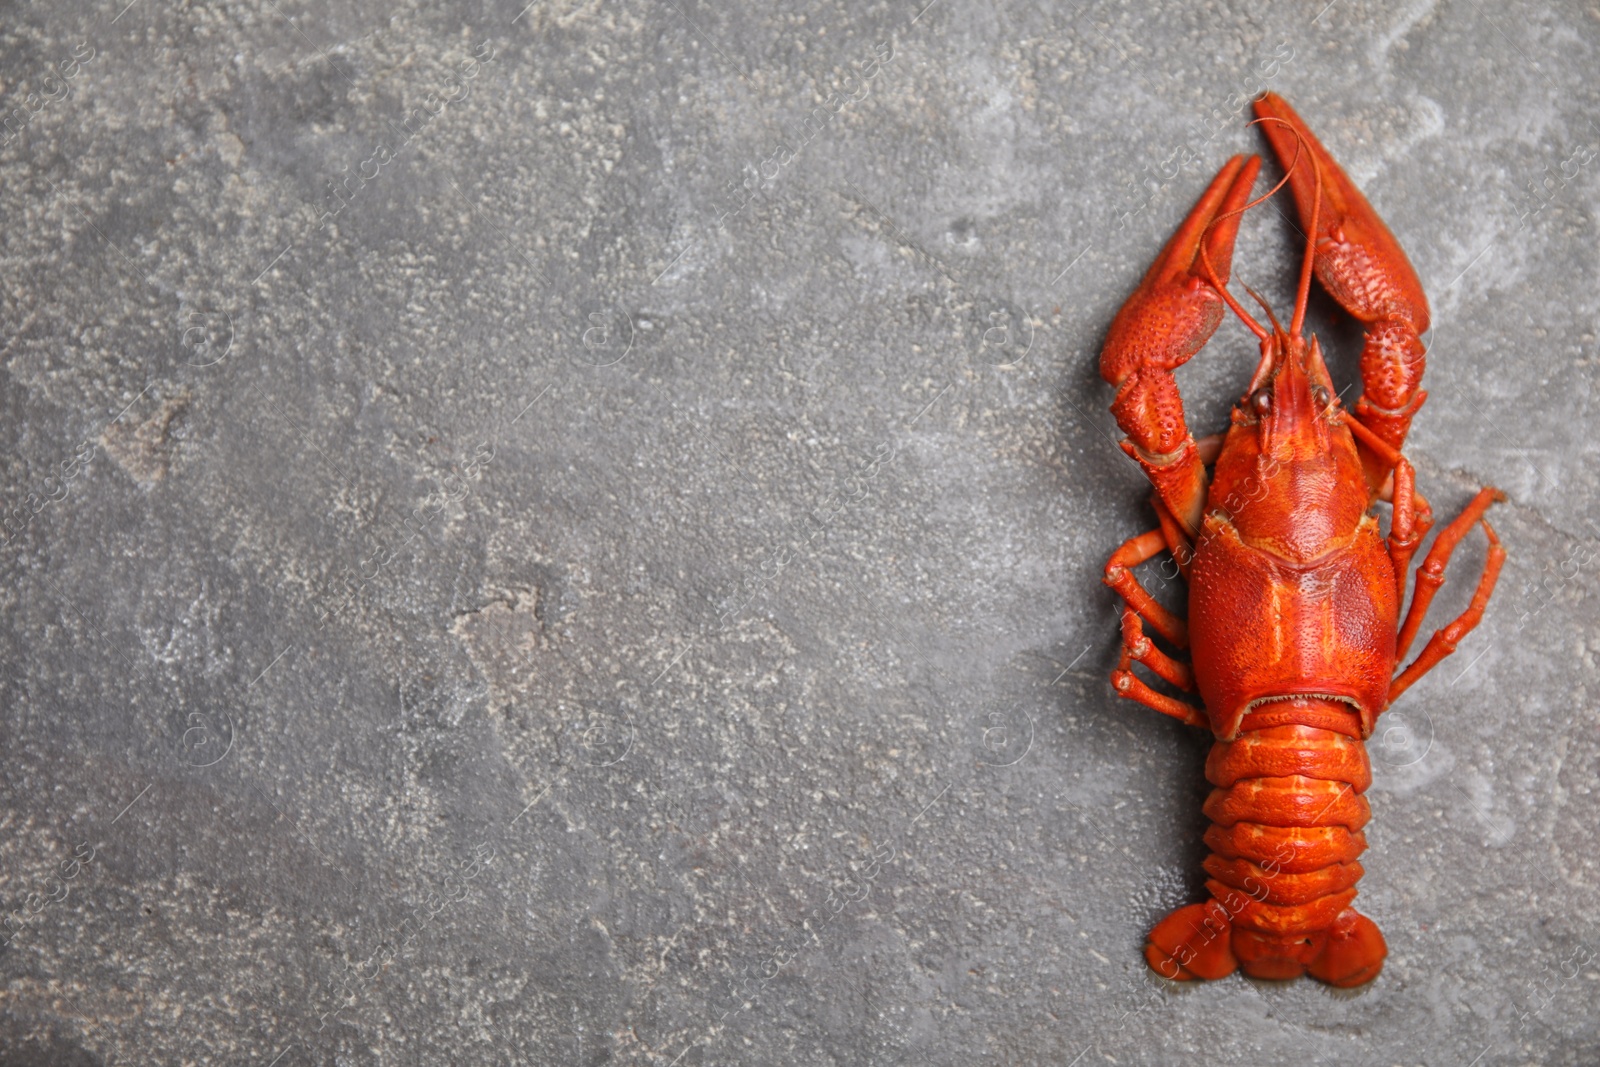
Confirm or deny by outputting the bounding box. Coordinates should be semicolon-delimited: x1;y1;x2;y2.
1312;385;1331;407
1250;388;1273;416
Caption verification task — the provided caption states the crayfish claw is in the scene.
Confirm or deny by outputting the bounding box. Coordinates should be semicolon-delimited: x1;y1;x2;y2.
1252;92;1431;491
1100;155;1261;534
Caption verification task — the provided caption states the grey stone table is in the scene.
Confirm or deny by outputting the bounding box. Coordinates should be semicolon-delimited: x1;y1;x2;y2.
2;0;1596;1063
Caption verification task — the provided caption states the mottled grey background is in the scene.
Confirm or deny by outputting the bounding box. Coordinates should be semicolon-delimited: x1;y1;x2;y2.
1;0;1596;1063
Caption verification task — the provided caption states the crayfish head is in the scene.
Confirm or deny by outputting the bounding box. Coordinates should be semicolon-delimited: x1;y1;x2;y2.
1208;330;1367;562
1245;330;1337;465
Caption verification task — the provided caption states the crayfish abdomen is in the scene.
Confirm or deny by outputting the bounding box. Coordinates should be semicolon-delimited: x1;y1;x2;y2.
1147;705;1384;984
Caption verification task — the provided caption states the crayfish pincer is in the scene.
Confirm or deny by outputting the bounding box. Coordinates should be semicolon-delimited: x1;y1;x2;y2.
1097;93;1506;986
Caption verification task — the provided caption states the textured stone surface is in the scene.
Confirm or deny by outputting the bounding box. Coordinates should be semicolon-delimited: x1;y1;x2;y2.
2;0;1597;1063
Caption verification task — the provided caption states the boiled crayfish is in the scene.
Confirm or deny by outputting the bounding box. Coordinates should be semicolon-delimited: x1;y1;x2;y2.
1098;93;1506;986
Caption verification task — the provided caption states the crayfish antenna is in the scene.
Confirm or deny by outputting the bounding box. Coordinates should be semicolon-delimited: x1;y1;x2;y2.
1291;137;1323;339
1199;238;1268;342
1243;114;1321;340
1243;285;1285;336
1199;131;1309;343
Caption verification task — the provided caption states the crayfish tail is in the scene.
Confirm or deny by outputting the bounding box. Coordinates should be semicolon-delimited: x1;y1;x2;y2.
1144;901;1239;981
1183;706;1387;985
1306;908;1387;987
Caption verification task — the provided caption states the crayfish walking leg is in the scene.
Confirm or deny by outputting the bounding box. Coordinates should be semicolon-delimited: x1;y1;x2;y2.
1103;530;1207;730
